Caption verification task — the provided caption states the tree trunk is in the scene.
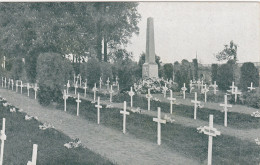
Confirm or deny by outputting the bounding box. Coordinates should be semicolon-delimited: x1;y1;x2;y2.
104;34;108;62
96;21;102;61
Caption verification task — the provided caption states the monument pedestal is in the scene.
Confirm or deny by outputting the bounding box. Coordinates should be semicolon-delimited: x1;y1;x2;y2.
142;63;158;78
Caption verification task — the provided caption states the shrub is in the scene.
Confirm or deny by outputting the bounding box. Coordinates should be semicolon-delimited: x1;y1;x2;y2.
217;63;234;90
37;52;73;106
163;63;173;80
243;88;260;108
10;58;24;80
86;58;101;87
211;64;218;82
240;62;259;91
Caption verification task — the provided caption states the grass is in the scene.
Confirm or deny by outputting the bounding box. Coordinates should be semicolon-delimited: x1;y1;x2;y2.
56;98;260;165
0;98;113;165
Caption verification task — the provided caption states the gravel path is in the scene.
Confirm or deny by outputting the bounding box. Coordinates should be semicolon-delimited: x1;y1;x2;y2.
0;88;199;165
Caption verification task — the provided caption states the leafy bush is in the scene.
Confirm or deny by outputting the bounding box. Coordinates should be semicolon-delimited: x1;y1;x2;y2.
217;63;234;90
37;52;73;106
243;88;260;108
239;62;259;91
211;64;218;82
10;58;26;81
86;58;101;87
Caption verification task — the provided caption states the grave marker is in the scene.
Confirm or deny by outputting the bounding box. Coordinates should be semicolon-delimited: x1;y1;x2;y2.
248;82;255;92
76;93;81;116
162;83;168;98
233;87;242;103
83;82;87;97
209;81;218;95
79;75;82;87
220;94;232;127
189;80;194;93
2;56;5;70
34;83;39;99
201;84;209;102
120;101;130;134
229;81;236;94
27;144;38;165
92;83;98;102
191;92;200;120
109;85;114;103
167;90;176;114
197;79;201;90
1;77;3;88
7;79;10;90
153;107;166;145
128;87;135;108
16;80;18;92
4;78;6;88
198;115;221;165
99;77;102;89
74;81;78;95
63;90;69;112
11;79;14;91
20;81;23;94
106;78;110;90
181;83;187;99
95;97;102;124
0;118;6;165
146;89;152;111
66;80;70;94
27;83;30;97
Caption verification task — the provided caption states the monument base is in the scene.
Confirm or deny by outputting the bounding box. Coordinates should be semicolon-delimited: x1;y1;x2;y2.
142;63;158;79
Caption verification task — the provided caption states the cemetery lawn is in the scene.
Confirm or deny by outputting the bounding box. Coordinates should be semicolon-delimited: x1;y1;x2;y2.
112;93;260;129
56;98;260;165
0;99;113;164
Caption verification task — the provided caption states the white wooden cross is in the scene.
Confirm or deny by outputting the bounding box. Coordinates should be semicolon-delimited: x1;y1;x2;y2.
198;115;221;165
201;84;209;102
200;80;204;93
76;93;81;116
63;90;69;112
153;107;166;145
34;83;39;100
109;85;114;103
16;80;18;92
162;83;168;98
128;87;135;108
1;77;3;88
2;56;5;70
83;82;88;97
73;74;76;84
248;82;255;92
191;92;201;120
181;83;187;99
167;90;176;114
120;101;130;134
4;77;6;88
106;78;110;90
115;76;119;86
229;81;236;94
117;82;120;91
66;80;70;94
74;81;78;95
220;94;232;127
99;77;102;89
11;79;14;91
209;81;218;95
20;81;23;94
92;83;98;102
27;144;38;165
27;83;30;97
233;87;242;103
95;97;102;124
79;75;82;87
0;118;6;165
189;80;194;93
146;89;152;111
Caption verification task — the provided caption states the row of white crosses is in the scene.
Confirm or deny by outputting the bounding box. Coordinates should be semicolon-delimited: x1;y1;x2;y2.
201;84;209;102
209;81;218;95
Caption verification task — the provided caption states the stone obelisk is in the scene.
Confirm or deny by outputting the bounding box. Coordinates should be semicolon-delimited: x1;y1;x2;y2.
142;17;158;78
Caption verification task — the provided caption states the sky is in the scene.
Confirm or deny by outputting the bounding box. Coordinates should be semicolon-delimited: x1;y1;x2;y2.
126;2;260;64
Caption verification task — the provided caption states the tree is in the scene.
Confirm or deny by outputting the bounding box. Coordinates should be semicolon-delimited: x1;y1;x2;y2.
163;63;173;80
211;64;218;82
215;40;238;62
217;63;234;90
240;62;259;91
192;58;198;80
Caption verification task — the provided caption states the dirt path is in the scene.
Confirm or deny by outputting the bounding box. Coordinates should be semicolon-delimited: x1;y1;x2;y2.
0;88;199;165
69;92;260;143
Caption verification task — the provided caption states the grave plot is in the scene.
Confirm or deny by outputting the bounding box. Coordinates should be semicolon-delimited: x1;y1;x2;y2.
54;97;260;164
0;97;113;165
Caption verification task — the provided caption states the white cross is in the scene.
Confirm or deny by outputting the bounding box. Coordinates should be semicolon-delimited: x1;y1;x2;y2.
220;94;232;127
0;118;6;165
15;80;18;92
128;87;135;108
92;83;98;102
189;80;194;93
109;85;114;103
63;90;69;112
83;82;88;97
95;97;102;124
11;79;14;91
27;144;38;165
76;93;81;116
197;79;201;90
248;82;255;92
146;89;152;111
120;101;130;134
167;90;176;114
74;81;78;95
234;87;242;103
181;83;187;99
99;77;102;89
20;81;23;94
153;107;166;145
79;75;82;87
162;83;168;98
191;92;201;120
117;82;120;91
2;56;5;69
106;78;110;90
27;83;30;97
33;84;39;100
115;76;119;86
198;115;221;165
209;81;218;95
200;80;204;93
73;74;76;84
201;84;209;102
229;81;236;94
1;77;3;88
66;80;70;94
